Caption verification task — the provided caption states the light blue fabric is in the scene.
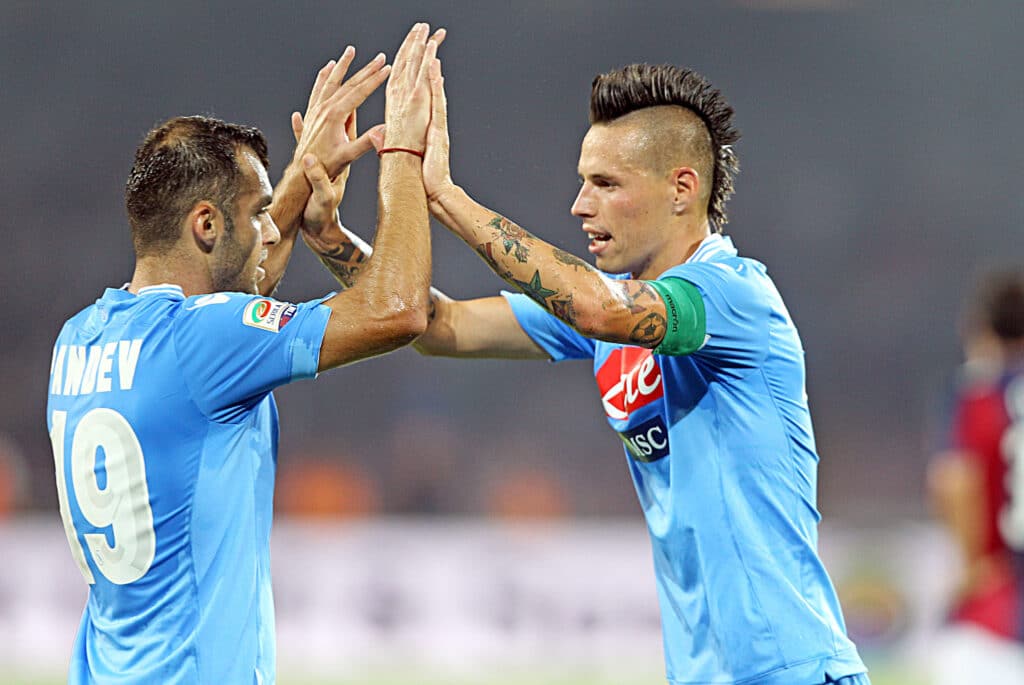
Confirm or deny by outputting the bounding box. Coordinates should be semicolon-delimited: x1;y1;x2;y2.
47;285;330;684
504;234;866;685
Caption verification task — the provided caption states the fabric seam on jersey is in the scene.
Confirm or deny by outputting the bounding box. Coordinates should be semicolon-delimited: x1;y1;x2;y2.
688;271;765;381
709;384;784;667
171;303;234;425
248;409;265;674
157;296;205;679
171;299;282;425
755;278;830;659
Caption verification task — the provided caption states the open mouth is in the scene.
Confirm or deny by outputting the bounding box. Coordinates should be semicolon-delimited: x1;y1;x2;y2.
585;229;613;254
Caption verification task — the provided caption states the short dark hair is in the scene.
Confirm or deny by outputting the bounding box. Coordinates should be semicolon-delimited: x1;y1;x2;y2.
125;115;269;256
974;270;1024;342
590;64;740;228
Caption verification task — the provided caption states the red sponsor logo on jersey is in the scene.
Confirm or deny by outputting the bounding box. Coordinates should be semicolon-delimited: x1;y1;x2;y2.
596;347;664;420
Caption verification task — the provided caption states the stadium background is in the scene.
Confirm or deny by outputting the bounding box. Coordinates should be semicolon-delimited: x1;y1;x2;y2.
1;0;1021;682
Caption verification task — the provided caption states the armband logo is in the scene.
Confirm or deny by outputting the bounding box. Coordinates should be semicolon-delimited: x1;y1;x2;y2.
242;298;297;333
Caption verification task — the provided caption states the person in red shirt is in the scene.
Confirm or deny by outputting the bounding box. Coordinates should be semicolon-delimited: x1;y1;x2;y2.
929;269;1024;682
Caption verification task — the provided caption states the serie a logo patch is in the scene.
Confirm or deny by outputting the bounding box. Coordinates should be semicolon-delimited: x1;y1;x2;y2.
242;298;297;333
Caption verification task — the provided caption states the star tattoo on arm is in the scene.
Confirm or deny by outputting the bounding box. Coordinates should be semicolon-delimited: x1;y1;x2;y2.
514;270;559;306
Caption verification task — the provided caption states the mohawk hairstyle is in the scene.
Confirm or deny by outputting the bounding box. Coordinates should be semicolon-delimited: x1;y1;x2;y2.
125;115;269;256
590;64;741;228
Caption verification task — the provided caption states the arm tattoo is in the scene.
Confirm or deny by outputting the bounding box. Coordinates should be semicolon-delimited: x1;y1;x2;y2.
513;270;558;306
476;242;513;279
316;254;362;288
553;247;590;271
629;312;667;345
322;241;367;264
487;216;530;263
313;238;368;289
550;293;578;326
622;282;659;313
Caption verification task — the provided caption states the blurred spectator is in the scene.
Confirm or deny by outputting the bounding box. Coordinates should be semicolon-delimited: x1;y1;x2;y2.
277;456;381;518
0;435;29;516
927;269;1024;682
485;466;569;520
385;413;461;514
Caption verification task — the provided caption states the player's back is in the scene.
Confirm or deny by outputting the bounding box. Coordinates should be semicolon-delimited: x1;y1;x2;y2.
47;285;281;684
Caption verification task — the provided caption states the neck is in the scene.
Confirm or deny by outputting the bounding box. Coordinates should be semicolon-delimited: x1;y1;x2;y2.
634;214;712;281
129;252;212;297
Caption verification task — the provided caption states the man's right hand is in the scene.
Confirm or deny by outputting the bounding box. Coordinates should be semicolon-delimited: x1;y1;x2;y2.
382;23;443;151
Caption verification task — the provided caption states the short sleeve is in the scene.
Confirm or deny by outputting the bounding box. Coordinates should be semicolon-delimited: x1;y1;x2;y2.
173;292;332;417
502;291;596;362
660;260;768;370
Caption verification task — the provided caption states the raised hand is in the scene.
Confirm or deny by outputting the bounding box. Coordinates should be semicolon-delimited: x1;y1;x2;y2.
291;108;383;245
293;47;391;178
423;54;455;203
382;23;444;151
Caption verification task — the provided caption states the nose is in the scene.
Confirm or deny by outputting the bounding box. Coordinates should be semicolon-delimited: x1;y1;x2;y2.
261;214;281;246
571;183;593;218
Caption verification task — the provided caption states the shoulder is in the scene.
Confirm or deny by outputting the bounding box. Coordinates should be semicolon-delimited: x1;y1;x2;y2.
660;257;770;308
173;292;299;329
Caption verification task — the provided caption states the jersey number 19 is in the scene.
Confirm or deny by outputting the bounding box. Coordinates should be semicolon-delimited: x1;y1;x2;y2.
49;409;156;585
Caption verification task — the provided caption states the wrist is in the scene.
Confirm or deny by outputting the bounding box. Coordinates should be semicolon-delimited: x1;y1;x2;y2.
427;181;461;210
269;163;312;233
381;133;426;152
302;221;346;253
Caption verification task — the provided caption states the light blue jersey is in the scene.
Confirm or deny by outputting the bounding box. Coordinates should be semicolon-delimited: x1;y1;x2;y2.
46;284;330;684
506;234;867;685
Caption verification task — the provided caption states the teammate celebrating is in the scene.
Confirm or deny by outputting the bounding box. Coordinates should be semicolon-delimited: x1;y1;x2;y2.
928;270;1024;683
45;24;441;684
303;62;869;684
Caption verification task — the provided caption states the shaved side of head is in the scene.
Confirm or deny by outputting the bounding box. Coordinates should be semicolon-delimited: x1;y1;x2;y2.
603;105;714;208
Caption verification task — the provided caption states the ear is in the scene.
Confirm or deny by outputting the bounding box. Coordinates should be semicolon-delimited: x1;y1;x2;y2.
670;166;700;216
188;202;221;253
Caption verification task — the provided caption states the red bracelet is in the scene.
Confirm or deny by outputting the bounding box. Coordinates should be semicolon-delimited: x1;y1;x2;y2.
377;147;424;158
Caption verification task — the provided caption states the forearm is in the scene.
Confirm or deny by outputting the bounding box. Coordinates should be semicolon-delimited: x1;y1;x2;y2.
430;185;664;345
352;152;431;321
261;163;311;296
304;220;373;288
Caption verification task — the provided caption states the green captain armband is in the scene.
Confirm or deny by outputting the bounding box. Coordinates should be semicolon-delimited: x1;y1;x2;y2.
646;278;706;356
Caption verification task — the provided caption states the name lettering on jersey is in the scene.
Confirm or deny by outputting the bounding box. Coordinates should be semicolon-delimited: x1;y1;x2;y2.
619;415;670;462
242;298;297;333
49;339;142;396
596;347;664;420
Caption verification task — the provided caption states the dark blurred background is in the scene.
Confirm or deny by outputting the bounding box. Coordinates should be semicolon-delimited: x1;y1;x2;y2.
2;0;1022;524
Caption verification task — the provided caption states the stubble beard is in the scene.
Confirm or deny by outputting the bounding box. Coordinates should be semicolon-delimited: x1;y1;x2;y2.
210;213;258;294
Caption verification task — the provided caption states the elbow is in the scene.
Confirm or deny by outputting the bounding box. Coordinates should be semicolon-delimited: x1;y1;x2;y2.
377;294;430;346
569;307;610;340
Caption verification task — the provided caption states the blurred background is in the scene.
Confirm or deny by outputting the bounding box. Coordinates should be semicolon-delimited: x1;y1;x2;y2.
1;0;1022;683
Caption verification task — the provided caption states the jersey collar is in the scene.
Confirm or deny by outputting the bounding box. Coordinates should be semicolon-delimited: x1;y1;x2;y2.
686;233;737;264
136;284;186;300
104;283;186;301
